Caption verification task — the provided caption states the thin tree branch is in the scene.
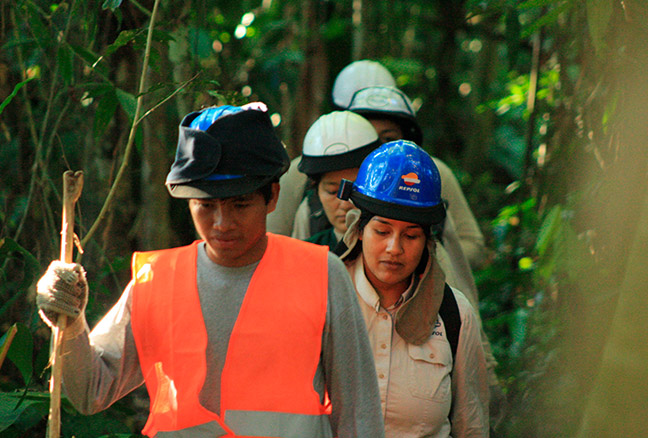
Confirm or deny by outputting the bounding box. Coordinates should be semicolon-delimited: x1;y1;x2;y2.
81;0;162;248
136;73;200;125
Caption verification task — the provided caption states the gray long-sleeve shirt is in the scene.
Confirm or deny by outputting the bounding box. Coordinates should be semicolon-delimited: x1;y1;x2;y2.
60;243;384;438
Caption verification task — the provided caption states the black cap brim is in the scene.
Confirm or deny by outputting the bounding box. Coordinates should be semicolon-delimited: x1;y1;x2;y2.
167;175;275;199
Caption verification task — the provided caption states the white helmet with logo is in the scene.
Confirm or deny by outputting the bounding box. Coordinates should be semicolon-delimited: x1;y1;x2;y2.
332;60;396;109
298;111;381;177
348;86;423;145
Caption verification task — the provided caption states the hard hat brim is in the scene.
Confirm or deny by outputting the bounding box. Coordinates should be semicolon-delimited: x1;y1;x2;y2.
298;140;381;177
350;190;446;226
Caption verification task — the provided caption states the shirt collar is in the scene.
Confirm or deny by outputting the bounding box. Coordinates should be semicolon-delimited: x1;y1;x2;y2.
351;256;414;312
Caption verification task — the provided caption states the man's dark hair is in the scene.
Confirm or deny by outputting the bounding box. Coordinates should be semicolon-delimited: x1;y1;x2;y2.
258;179;278;204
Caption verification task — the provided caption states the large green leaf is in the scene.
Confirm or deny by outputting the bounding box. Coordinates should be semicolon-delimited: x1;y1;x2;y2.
116;88;137;122
0;393;48;433
93;91;119;139
6;323;33;387
57;45;74;85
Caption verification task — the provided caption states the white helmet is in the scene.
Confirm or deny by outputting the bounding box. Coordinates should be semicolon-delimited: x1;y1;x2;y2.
332;60;396;109
348;86;423;145
299;111;381;177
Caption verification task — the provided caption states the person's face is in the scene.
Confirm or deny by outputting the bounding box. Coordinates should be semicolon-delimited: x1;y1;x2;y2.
317;168;359;234
369;118;404;144
189;183;279;267
360;216;426;295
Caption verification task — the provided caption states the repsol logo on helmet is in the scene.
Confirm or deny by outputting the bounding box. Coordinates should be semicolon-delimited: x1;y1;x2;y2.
399;172;420;193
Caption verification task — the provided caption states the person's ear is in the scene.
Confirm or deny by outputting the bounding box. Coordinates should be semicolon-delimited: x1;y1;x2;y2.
267;182;280;213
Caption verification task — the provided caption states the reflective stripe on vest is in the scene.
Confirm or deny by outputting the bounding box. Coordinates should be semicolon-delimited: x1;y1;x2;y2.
131;234;331;437
156;411;333;438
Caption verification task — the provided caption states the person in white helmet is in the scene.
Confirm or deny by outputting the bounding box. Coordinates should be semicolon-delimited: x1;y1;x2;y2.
296;111;382;249
266;59;396;237
330;59;397;109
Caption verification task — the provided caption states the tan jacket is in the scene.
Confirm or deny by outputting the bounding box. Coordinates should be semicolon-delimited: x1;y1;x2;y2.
342;236;490;437
340;210;499;379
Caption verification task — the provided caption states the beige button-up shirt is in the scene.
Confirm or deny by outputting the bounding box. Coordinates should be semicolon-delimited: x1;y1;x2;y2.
347;257;490;438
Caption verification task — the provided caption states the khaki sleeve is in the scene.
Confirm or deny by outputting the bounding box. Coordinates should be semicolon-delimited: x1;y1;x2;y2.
60;281;144;415
291;198;312;240
266;156;308;236
433;157;487;269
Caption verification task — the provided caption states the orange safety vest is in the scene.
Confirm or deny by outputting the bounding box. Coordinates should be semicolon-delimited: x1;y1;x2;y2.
131;234;332;437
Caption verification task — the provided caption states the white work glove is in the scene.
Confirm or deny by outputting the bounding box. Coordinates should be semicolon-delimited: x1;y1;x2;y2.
36;261;88;328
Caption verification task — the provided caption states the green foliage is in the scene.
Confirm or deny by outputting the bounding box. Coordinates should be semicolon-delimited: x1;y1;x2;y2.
3;323;33;387
0;77;34;115
0;239;40;319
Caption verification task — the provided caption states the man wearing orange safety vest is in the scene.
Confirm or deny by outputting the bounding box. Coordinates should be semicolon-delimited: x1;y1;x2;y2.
36;103;385;437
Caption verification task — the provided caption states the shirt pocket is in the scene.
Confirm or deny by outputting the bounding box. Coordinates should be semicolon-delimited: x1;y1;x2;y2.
406;341;452;402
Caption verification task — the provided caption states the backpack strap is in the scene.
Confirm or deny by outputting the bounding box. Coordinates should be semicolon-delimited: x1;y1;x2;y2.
439;283;461;425
439;283;461;361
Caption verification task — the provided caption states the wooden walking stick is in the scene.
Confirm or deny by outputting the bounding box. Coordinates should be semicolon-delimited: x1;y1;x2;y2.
48;170;83;438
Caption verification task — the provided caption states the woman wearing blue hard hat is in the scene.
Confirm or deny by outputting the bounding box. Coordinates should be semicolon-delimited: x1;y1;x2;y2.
336;140;490;438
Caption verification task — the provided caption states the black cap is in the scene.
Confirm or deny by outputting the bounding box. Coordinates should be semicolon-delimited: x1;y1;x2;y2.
166;105;290;199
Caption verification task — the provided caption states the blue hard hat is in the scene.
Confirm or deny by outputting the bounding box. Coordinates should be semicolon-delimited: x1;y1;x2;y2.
338;140;445;225
165;103;289;199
